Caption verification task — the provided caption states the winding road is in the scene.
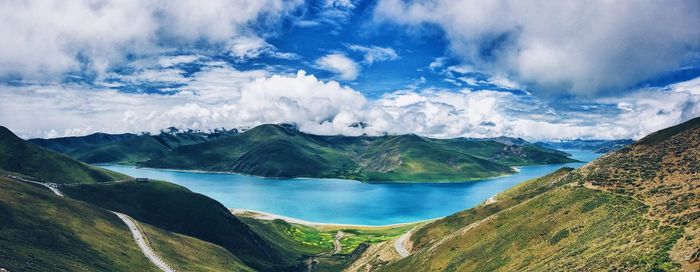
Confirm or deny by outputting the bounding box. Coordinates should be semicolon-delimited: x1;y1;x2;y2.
8;175;175;272
113;212;175;272
394;230;412;257
332;231;345;254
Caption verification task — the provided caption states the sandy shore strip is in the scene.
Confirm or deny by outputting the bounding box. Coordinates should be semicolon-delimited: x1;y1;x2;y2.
230;208;439;229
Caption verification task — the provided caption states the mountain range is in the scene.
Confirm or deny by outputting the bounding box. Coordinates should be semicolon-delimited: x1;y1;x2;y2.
30;124;577;182
536;139;634;153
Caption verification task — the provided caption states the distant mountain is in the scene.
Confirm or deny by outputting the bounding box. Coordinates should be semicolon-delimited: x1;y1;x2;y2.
535;139;634;153
365;117;699;271
0;126;127;183
141;124;577;182
30;128;238;164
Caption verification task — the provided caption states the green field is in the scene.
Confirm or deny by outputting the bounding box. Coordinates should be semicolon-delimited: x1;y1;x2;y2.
238;213;421;271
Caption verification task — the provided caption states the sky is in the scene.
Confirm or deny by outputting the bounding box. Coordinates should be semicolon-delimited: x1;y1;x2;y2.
1;0;699;140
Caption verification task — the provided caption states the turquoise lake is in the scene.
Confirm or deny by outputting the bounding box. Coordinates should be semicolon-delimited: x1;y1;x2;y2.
100;149;599;226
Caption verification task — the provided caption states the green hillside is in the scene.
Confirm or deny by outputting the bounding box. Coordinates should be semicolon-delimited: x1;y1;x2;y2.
0;176;159;271
142;124;576;182
139;223;255;272
29;128;237;164
356;117;700;271
0;126;127;183
61;180;293;271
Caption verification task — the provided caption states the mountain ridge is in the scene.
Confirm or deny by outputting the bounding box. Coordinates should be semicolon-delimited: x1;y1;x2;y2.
140;124;577;182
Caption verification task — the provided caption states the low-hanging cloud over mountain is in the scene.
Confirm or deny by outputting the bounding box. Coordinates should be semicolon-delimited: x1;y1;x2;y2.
2;61;698;140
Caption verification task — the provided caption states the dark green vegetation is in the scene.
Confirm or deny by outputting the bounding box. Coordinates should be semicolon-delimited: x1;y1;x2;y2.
30;128;236;164
61;181;292;271
0;126;127;183
139;223;255;272
357;117;700;271
535;139;633;153
0;176;159;271
142;124;576;182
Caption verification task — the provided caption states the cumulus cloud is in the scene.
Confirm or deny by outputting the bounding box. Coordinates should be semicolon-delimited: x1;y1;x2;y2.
315;53;360;80
0;0;302;79
347;44;399;64
0;68;367;138
3;61;699;141
374;0;700;96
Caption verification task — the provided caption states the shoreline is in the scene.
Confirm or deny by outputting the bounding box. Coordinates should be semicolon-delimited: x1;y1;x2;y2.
230;208;440;229
96;163;582;185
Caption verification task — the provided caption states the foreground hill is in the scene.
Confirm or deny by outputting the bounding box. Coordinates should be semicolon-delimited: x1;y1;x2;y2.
62;180;295;271
29;128;237;164
0;126;127;183
0;176;159;271
357;117;699;271
142;124;576;182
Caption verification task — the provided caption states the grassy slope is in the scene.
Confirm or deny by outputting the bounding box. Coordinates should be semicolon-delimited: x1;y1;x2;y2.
0;126;127;184
143;124;575;182
376;117;700;271
408;168;575;251
139;223;255;272
386;186;681;271
61;180;290;271
575;116;700;270
0;177;159;272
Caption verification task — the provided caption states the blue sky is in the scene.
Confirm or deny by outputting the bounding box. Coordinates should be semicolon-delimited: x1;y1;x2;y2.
1;0;699;140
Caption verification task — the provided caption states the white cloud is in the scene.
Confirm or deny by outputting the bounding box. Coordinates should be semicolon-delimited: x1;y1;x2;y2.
315;54;360;80
2;62;699;141
374;0;700;96
157;55;201;68
429;57;447;70
0;0;303;79
228;36;300;61
0;69;366;138
347;44;399;64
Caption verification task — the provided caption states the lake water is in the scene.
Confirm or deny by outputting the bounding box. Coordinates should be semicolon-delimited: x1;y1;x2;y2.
100;150;599;226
